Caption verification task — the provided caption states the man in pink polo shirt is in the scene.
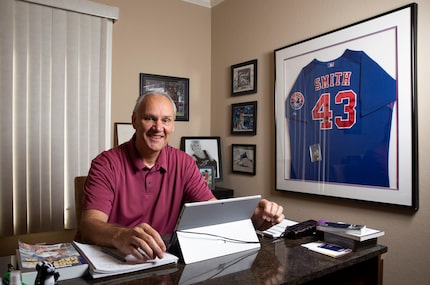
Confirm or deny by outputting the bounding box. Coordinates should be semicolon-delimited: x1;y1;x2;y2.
79;91;284;262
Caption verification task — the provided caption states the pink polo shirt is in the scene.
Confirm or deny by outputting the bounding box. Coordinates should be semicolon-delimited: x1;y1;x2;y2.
82;136;215;235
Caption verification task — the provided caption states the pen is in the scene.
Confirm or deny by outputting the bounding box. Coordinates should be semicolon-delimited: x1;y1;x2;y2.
322;222;365;230
101;247;126;262
102;247;158;264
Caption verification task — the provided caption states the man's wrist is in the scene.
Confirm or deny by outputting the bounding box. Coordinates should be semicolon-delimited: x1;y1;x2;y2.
111;226;128;249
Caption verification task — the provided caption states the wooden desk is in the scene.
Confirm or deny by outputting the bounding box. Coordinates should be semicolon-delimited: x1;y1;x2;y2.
57;236;387;285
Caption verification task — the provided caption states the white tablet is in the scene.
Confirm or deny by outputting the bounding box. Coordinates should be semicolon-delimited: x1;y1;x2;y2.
175;195;261;231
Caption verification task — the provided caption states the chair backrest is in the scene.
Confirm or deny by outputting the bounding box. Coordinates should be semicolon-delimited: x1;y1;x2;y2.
74;176;87;229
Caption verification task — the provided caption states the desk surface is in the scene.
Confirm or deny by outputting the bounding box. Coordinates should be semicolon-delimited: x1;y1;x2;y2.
56;236;387;285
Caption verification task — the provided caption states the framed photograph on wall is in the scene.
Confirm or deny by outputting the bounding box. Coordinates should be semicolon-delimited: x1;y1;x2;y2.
231;101;257;135
199;166;215;190
231;59;257;96
274;4;418;209
139;73;189;121
232;144;256;175
180;136;223;181
114;122;134;147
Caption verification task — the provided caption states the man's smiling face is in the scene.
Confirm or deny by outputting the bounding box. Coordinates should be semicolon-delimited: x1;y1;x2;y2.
132;94;175;158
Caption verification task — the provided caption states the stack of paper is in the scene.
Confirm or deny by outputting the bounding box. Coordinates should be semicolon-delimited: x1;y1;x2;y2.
72;241;178;278
317;223;384;251
256;219;298;238
316;225;384;241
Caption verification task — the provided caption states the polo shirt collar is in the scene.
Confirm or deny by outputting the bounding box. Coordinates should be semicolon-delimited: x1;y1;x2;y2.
126;135;168;172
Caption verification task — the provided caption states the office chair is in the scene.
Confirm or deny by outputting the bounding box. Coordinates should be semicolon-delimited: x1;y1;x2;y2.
74;176;87;229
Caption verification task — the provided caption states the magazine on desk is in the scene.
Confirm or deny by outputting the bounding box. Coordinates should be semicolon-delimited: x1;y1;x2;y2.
72;241;179;278
17;241;89;283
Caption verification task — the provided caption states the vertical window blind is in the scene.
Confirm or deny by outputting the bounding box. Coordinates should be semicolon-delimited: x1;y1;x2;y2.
0;0;118;236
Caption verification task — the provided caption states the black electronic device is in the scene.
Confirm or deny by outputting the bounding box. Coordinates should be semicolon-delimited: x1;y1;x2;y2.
283;219;317;239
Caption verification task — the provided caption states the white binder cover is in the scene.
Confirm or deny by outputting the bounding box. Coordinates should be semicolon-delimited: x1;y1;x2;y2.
177;219;260;264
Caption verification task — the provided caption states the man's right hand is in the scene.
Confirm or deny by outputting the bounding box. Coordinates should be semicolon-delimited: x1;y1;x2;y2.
80;209;166;261
112;223;166;261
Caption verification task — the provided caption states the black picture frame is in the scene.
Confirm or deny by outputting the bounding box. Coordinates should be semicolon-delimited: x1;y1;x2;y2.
198;166;215;190
139;73;189;121
232;144;256;175
274;4;418;209
180;136;223;181
231;59;257;96
231;101;257;135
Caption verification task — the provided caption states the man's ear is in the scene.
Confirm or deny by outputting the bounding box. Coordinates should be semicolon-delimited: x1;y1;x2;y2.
131;113;137;129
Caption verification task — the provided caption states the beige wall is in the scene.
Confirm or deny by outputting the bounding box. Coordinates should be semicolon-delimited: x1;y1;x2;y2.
4;0;426;284
105;0;212;147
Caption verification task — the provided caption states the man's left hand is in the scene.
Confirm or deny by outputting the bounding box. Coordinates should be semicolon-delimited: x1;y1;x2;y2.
252;199;285;231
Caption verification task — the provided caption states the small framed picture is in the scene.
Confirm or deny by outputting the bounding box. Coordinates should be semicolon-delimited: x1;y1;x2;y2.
113;122;135;147
231;101;257;135
231;59;257;96
232;144;256;175
199;166;215;190
139;73;189;121
180;136;223;181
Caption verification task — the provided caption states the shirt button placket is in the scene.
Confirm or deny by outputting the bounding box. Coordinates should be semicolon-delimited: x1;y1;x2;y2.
146;172;153;193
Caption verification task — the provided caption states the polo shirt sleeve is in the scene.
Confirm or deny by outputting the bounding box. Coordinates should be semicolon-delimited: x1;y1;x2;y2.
82;151;116;216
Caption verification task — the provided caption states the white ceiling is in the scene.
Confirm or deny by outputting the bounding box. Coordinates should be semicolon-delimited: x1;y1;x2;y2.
181;0;224;8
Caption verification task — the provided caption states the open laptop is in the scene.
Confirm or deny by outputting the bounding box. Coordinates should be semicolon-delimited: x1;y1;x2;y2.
168;195;262;264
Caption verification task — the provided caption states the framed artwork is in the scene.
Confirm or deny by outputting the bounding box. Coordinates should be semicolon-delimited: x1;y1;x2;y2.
232;144;256;175
139;73;189;121
199;166;215;190
180;136;223;181
114;122;134;147
274;4;418;209
231;101;257;135
231;59;257;96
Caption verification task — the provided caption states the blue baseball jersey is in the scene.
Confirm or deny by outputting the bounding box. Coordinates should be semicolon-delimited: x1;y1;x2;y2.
286;49;396;187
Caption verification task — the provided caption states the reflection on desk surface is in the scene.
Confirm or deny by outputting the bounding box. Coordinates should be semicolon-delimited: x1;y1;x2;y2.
179;248;258;285
59;266;177;285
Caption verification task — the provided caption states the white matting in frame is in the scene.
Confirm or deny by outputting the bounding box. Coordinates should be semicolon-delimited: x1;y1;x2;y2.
274;4;418;209
114;122;135;147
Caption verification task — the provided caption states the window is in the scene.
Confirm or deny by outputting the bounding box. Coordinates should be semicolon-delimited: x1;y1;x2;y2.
0;0;118;236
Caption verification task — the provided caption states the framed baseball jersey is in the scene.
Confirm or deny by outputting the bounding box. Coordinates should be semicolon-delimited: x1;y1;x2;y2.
274;3;418;209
